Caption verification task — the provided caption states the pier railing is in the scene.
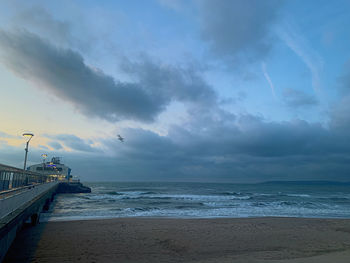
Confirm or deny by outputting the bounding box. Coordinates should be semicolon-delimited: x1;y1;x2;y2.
0;163;56;194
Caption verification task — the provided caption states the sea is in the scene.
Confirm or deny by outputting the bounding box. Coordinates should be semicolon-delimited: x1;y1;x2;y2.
41;182;350;221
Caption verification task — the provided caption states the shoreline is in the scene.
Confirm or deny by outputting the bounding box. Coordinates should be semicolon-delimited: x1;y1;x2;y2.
5;217;350;262
42;215;350;222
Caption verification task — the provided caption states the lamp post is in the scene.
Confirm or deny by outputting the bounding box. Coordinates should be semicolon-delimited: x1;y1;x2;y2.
23;133;34;171
41;153;47;171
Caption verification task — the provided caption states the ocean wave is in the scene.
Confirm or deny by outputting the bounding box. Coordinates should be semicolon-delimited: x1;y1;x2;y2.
153;194;251;201
323;197;350;201
121;196;173;200
252;202;267;207
120;187;165;192
47;182;350;220
218;192;253;196
174;204;205;209
47;203;350;221
106;191;124;195
118;191;160;196
147;201;173;205
85;194;123;200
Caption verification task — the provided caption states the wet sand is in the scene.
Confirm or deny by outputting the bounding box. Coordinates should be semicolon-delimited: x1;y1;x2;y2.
4;217;350;263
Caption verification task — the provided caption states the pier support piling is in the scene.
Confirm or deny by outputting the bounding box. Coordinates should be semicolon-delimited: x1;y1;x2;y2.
30;214;39;226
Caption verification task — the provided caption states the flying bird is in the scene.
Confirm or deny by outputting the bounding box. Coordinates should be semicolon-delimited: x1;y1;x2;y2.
117;134;124;142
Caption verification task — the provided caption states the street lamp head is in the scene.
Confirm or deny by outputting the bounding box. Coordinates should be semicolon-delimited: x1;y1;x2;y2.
23;133;34;142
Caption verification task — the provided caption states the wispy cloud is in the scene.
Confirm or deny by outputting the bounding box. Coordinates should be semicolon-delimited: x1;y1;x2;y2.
261;62;277;99
278;21;324;93
0;131;17;139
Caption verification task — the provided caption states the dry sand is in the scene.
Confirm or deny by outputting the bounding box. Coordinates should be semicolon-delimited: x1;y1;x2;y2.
4;217;350;263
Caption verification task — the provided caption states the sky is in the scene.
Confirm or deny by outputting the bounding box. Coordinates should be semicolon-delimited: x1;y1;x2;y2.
1;0;350;182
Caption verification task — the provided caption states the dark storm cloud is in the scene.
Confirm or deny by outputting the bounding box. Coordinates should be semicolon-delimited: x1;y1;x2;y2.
12;6;72;45
166;115;344;159
2;109;350;182
282;88;318;108
330;65;350;133
50;134;96;153
86;110;350;182
0;30;216;122
198;0;282;63
93;116;350;182
121;57;217;106
0;30;157;122
47;141;63;150
7;2;93;52
330;96;350;132
329;61;350;134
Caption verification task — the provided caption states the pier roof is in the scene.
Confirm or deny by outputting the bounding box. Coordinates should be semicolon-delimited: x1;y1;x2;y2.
0;163;41;176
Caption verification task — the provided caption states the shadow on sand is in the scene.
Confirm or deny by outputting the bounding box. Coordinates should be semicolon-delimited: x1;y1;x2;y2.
3;201;57;263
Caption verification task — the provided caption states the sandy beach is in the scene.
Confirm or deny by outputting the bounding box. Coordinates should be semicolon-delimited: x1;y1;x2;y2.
4;217;350;263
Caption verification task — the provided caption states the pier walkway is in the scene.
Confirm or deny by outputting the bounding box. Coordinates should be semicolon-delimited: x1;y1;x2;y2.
0;163;59;262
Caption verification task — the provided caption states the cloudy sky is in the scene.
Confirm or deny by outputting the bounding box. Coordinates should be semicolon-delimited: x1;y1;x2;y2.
1;0;350;182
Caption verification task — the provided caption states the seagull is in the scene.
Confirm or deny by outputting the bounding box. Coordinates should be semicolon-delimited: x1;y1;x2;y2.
117;134;124;142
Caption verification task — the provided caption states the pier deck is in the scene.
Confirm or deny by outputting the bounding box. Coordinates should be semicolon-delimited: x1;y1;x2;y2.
0;164;59;262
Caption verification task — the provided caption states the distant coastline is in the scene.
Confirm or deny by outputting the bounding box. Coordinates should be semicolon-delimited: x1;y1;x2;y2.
260;180;350;185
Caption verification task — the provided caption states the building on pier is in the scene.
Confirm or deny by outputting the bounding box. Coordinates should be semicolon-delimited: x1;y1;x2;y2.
27;157;71;181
